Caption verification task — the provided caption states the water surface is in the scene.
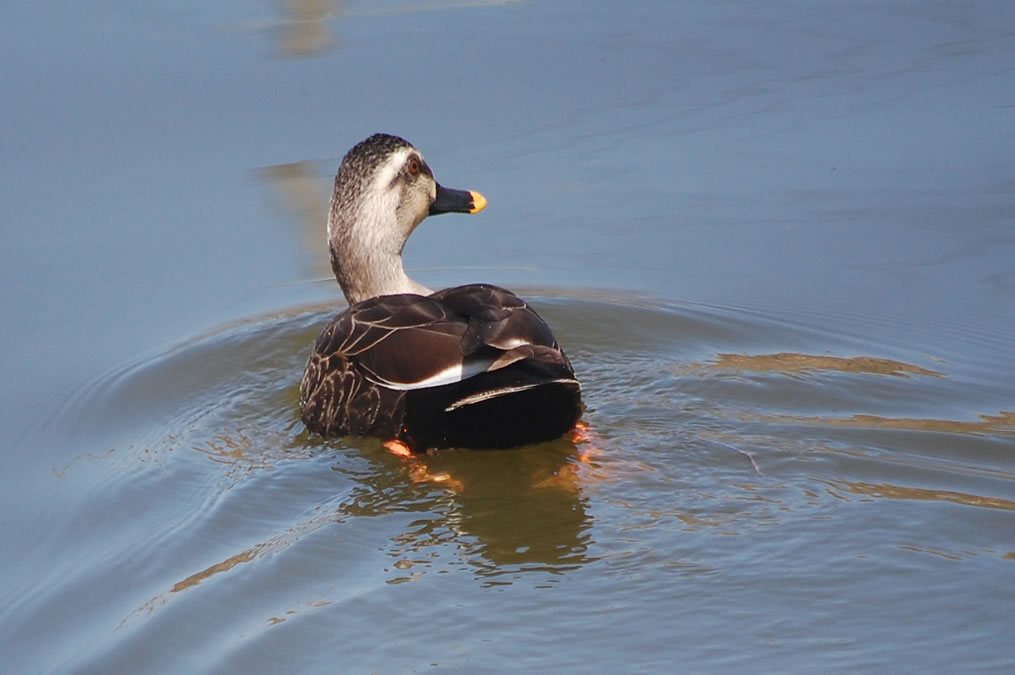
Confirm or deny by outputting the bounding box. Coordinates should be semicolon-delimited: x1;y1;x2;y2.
1;1;1013;672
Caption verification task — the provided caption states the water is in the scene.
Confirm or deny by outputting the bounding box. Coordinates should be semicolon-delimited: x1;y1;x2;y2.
2;1;1014;672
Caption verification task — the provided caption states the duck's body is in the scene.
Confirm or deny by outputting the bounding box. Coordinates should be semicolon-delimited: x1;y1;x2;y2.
299;134;581;453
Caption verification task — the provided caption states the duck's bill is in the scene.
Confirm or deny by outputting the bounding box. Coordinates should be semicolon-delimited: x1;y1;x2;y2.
430;184;487;215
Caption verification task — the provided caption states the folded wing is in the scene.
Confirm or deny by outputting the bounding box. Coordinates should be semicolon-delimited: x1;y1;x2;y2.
300;284;581;447
316;284;570;392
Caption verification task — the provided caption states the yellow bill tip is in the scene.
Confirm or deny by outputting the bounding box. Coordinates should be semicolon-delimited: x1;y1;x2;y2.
469;190;487;214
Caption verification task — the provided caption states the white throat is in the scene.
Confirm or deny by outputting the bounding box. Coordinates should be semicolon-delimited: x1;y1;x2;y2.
328;149;433;304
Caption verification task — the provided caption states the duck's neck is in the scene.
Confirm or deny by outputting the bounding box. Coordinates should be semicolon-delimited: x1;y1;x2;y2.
329;247;432;305
328;199;432;305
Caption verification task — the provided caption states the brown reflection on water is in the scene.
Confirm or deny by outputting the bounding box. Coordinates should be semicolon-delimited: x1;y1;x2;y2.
119;509;337;630
276;0;341;56
758;410;1015;436
821;478;1015;512
260;0;530;56
388;442;599;583
259;161;333;283
705;352;943;378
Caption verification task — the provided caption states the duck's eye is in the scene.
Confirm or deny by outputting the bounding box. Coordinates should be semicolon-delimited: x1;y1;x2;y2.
407;157;421;176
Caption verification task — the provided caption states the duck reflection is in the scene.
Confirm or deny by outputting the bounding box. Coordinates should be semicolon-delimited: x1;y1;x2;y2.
334;438;598;580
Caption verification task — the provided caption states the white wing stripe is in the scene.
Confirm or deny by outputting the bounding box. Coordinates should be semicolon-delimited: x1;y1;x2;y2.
492;337;533;349
373;359;493;391
444;378;580;411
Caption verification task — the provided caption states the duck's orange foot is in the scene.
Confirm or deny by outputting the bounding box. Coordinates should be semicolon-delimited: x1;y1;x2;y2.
569;421;603;464
407;464;464;493
384;439;463;491
384;439;413;457
570;420;592;444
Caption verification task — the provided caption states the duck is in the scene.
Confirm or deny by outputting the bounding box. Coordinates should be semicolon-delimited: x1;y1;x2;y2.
299;133;582;453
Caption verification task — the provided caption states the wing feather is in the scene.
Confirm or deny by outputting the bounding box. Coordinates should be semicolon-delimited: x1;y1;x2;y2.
309;286;572;392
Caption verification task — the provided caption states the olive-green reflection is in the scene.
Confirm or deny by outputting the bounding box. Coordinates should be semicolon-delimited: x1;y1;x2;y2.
118;504;338;630
748;410;1015;436
265;0;533;57
258;161;333;282
821;478;1015;512
696;352;943;378
405;442;598;580
324;437;597;580
276;0;342;56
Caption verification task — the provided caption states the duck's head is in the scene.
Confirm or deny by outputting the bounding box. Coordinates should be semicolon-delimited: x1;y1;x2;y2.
327;133;487;304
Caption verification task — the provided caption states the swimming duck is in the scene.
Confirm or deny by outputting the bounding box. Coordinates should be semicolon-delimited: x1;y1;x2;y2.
299;133;582;453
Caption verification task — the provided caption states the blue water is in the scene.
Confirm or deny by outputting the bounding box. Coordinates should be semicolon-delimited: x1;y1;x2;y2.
2;1;1013;672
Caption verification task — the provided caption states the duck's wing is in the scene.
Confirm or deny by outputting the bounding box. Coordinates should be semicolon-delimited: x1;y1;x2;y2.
427;283;579;388
312;285;572;392
310;294;470;391
301;286;581;445
300;294;464;437
426;283;581;414
430;283;559;353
